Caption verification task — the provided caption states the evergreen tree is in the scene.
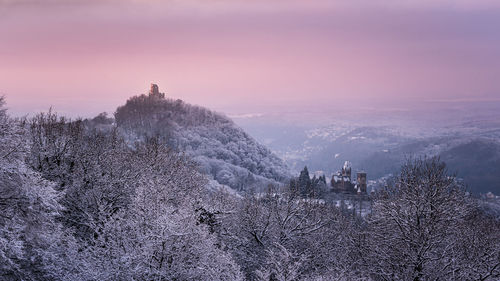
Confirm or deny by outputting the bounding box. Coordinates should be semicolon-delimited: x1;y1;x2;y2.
319;175;327;186
289;178;299;195
298;166;312;197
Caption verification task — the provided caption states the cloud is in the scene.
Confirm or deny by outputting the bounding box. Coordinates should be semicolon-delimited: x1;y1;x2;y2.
0;0;117;4
228;113;265;119
2;0;499;13
1;0;500;117
0;0;153;8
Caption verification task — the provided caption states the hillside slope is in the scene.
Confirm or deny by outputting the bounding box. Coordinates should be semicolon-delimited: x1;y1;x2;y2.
114;88;290;190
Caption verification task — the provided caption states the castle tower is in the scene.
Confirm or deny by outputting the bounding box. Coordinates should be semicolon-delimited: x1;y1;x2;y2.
150;83;159;96
356;172;367;194
342;161;352;181
148;83;165;99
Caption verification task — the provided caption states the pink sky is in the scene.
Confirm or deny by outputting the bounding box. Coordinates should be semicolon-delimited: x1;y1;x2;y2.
1;0;500;117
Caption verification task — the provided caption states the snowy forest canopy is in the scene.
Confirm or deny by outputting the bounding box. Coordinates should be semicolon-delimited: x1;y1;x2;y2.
1;96;499;280
114;93;290;191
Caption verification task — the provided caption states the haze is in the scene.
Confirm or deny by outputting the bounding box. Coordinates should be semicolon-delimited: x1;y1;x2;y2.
1;0;500;117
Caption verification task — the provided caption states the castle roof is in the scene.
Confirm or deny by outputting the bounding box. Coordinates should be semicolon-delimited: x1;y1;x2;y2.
333;175;351;182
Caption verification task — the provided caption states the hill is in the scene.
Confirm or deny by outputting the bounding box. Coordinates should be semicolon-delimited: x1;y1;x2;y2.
440;139;500;194
113;86;290;191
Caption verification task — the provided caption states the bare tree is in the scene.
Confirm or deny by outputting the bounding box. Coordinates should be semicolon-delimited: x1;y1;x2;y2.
76;139;244;280
365;158;472;280
0;98;66;280
450;208;500;280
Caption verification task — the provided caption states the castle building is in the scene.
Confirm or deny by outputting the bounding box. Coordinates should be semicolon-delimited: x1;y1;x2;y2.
331;161;367;194
331;161;352;193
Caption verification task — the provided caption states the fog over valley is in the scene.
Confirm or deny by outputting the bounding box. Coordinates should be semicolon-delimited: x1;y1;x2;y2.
235;100;500;195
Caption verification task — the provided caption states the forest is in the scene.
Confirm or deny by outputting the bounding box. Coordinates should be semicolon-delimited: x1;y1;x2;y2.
1;95;499;280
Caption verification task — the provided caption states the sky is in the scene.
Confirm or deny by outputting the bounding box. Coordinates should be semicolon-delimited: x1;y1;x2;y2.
1;0;500;117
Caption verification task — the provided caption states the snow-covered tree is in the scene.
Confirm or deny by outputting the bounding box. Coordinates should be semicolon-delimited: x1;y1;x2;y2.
75;139;244;280
450;208;500;280
365;158;472;280
0;97;67;280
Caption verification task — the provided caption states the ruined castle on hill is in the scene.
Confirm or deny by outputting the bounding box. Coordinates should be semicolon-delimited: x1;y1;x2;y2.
331;161;367;194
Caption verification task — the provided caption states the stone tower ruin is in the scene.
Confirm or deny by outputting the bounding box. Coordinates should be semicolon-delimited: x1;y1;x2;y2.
148;83;165;99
